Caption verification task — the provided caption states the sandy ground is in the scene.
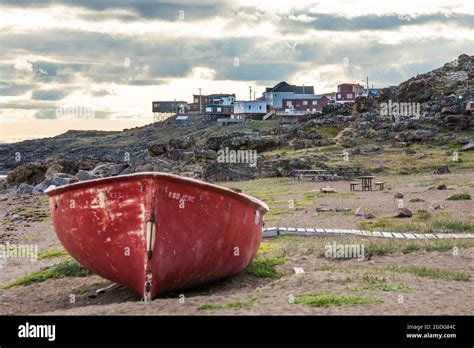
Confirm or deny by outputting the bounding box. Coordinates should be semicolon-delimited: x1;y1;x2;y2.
0;172;473;315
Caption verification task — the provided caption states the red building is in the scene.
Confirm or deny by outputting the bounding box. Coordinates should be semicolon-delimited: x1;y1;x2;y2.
336;83;364;103
281;96;330;112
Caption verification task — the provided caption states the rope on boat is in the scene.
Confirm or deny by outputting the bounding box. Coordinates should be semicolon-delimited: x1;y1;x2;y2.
262;227;474;240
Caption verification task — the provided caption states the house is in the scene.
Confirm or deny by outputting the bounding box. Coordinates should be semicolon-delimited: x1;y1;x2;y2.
152;101;188;113
175;115;192;126
233;100;268;120
190;93;235;112
263;81;315;109
363;88;380;97
203;104;233;120
335;83;364;103
281;96;331;113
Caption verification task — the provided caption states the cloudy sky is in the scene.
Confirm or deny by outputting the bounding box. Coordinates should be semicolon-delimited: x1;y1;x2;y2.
0;0;473;142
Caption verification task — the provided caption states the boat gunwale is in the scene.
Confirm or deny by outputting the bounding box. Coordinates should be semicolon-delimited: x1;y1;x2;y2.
45;172;269;212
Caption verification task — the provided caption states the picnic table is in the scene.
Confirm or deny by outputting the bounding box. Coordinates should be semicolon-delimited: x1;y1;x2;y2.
291;169;328;181
358;176;375;191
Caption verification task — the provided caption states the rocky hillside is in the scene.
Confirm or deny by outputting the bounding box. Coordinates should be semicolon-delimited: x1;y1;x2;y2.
1;55;473;193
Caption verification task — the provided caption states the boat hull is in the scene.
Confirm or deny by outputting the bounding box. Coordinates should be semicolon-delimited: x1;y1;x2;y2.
46;173;268;298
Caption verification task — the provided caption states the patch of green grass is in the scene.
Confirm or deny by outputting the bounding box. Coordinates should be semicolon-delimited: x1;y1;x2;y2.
38;249;69;260
294;293;382;307
446;193;471;201
346;283;411;292
197;304;222;311
2;259;92;289
243;257;286;278
72;286;90;295
318;126;343;139
392;266;470;281
257;242;277;255
197;297;258;311
362;274;386;284
409;198;425;203
414;209;431;222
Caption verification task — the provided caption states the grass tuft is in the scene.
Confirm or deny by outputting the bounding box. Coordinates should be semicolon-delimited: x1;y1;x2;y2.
294;293;382;307
446;193;471;201
243;257;285;278
2;259;91;289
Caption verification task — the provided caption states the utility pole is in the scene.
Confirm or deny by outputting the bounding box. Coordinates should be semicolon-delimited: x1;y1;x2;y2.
198;88;202;114
249;86;252;101
366;76;369;89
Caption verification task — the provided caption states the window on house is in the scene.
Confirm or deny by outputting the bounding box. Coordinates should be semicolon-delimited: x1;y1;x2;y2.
312;100;317;105
194;98;198;103
286;101;292;106
337;94;341;99
217;107;222;112
248;105;251;110
205;107;212;112
259;105;262;109
347;93;353;99
303;100;308;105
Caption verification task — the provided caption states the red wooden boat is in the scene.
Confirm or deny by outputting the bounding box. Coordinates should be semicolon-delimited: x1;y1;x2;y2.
46;172;268;299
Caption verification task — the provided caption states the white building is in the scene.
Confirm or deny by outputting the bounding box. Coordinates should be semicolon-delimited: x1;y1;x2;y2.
263;81;315;109
232;100;268;120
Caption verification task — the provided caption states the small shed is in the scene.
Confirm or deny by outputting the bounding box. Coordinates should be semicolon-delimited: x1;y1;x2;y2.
175;115;192;126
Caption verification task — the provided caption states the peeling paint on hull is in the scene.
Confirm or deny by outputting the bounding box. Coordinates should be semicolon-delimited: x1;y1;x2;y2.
46;172;268;299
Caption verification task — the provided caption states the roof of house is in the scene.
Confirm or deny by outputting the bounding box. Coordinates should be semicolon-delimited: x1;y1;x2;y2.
338;83;364;87
265;81;314;94
207;93;235;98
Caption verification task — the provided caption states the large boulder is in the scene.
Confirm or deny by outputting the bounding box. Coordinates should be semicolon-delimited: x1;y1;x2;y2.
6;163;47;186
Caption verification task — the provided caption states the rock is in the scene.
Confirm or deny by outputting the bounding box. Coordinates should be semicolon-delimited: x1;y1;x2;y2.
107;163;129;176
0;195;8;202
395;208;413;218
433;204;445;210
51;175;70;187
44;163;65;180
460;142;474;152
433;166;450;175
9;214;22;222
202;162;254;182
335;207;351;212
394;192;404;199
316;207;333;212
458;137;471;145
363;213;375;219
148;141;168;157
195;149;217;162
17;183;34;194
320;187;335;193
355;207;363;216
437;184;447;190
133;164;161;173
6;163;47;186
32;180;51;194
77;170;98;181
